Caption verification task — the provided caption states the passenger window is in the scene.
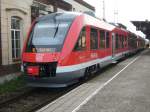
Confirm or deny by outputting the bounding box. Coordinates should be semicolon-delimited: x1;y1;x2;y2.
106;32;110;48
122;35;124;48
90;28;98;49
74;27;86;51
125;36;127;47
120;35;122;48
116;34;119;49
100;30;105;49
119;35;122;48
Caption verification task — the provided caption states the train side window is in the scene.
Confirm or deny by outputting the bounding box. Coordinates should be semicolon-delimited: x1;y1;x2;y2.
100;30;105;49
120;35;122;48
124;36;126;47
119;35;122;48
90;28;98;49
74;27;86;51
128;35;132;48
122;36;124;48
125;36;127;47
115;34;119;49
106;32;110;48
120;35;123;48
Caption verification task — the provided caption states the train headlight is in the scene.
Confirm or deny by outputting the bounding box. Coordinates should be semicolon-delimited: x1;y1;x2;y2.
27;66;40;76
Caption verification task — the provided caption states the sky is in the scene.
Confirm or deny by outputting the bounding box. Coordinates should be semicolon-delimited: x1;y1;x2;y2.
85;0;150;22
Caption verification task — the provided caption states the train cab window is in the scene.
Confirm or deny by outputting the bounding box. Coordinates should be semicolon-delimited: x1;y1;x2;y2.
106;32;110;48
100;30;105;49
74;27;86;51
90;28;98;49
115;34;119;49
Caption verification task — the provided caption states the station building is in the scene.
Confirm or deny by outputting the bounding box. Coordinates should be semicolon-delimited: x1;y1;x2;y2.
132;20;150;40
0;0;95;66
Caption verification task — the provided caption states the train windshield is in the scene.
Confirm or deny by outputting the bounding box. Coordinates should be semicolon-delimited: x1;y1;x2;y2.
26;13;76;52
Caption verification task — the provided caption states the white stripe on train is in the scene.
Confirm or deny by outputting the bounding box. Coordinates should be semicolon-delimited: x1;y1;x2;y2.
56;56;112;73
56;51;131;73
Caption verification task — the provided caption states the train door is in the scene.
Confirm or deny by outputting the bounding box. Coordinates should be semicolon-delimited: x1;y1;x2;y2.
112;33;115;58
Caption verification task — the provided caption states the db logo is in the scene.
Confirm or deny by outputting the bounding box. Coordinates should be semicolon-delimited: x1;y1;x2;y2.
91;53;98;58
36;54;44;62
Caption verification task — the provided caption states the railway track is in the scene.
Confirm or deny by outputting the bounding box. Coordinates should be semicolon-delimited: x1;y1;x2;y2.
0;83;81;112
0;87;35;108
0;53;136;112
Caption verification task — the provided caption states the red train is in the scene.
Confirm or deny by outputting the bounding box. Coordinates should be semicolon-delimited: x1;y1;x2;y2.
21;12;145;87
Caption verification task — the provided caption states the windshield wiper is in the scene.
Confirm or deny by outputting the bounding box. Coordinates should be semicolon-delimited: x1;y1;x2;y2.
53;23;59;38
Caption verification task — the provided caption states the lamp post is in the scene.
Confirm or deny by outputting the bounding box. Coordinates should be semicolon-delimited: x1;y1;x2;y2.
102;0;106;21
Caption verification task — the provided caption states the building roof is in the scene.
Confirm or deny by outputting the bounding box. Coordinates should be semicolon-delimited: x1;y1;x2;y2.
74;0;95;11
132;21;150;39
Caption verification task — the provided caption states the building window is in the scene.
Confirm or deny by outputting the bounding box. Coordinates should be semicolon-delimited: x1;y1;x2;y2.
11;17;21;60
74;27;86;51
31;5;39;22
90;28;98;49
73;8;76;11
100;30;105;49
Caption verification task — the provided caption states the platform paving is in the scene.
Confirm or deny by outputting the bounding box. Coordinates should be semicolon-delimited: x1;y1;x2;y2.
37;49;150;112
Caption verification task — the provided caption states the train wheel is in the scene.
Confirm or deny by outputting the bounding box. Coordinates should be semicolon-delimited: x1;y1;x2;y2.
84;67;91;80
79;64;101;82
79;67;91;81
96;64;101;72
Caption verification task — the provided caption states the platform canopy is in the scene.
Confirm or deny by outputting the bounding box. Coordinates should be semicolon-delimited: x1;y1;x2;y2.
136;31;146;38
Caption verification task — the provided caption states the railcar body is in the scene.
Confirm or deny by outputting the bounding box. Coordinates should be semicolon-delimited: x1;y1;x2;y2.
22;12;145;87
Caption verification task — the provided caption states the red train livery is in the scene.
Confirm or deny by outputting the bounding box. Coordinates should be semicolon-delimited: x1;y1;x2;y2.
21;12;145;87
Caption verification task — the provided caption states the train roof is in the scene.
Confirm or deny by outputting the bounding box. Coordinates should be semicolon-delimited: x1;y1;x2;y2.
37;12;116;31
37;12;144;35
82;13;116;31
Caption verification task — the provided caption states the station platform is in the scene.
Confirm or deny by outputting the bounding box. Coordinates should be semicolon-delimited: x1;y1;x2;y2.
37;49;150;112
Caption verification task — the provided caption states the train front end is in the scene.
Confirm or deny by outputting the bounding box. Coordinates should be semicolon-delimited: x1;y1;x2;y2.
22;13;80;87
